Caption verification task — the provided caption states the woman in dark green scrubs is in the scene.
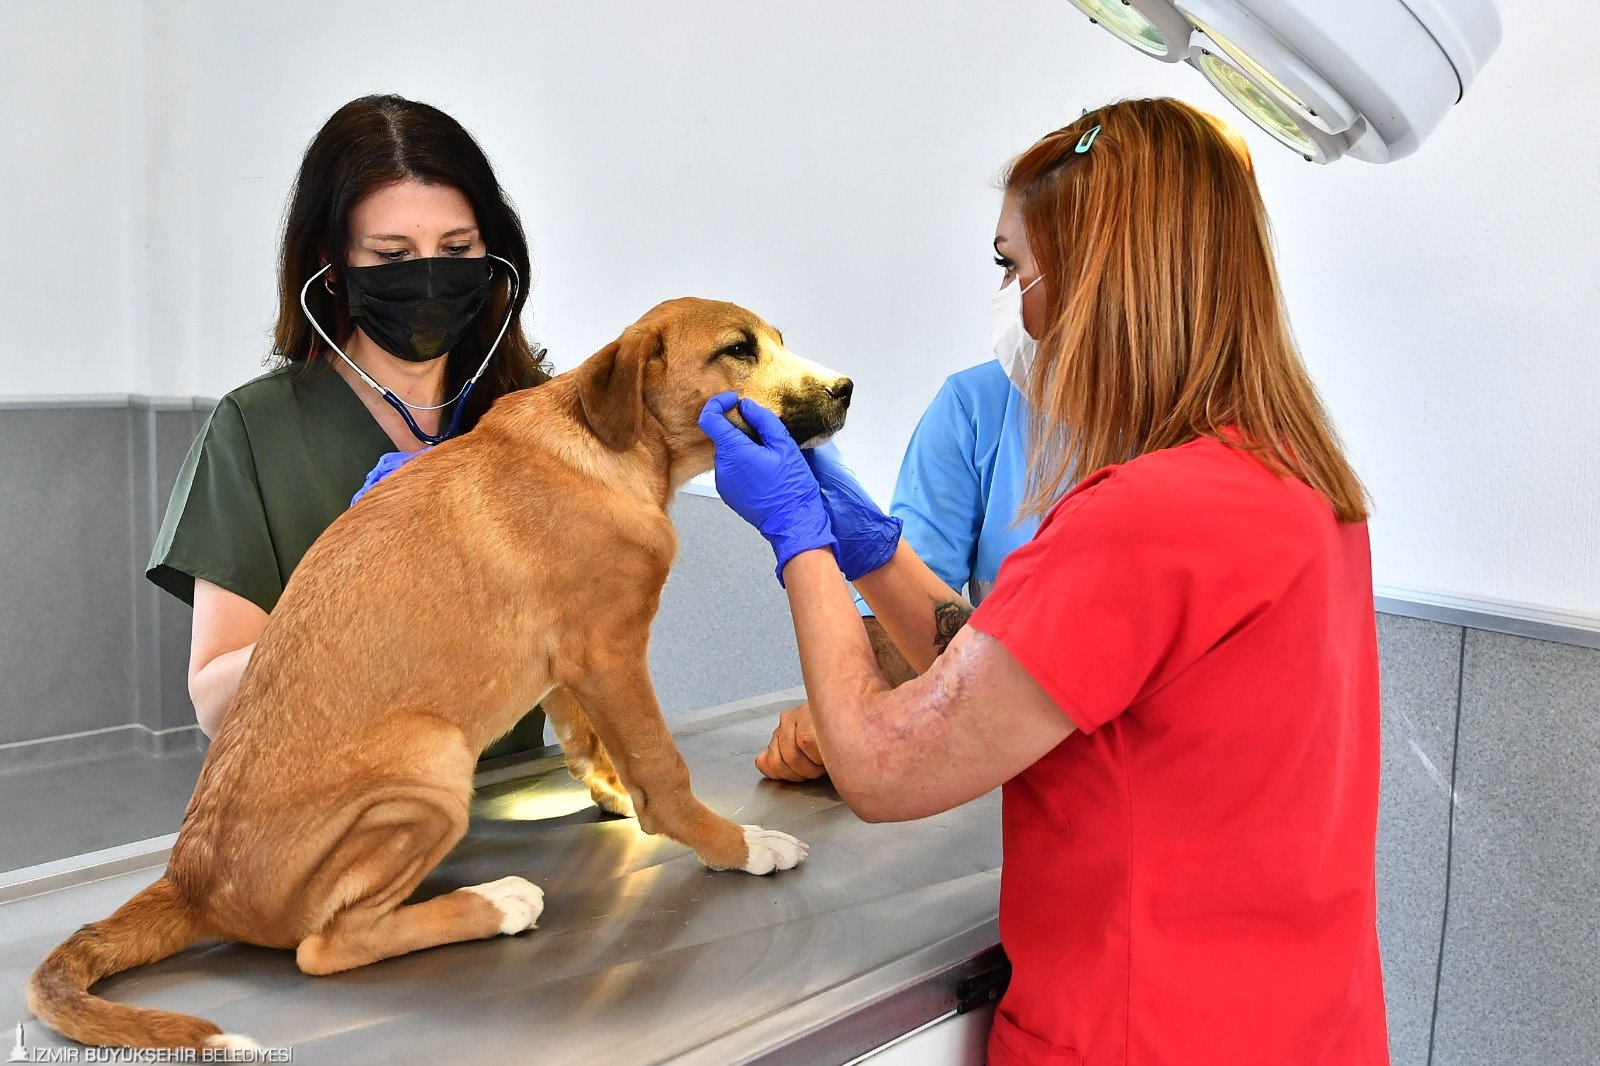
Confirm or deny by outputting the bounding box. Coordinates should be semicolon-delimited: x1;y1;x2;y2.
148;94;549;758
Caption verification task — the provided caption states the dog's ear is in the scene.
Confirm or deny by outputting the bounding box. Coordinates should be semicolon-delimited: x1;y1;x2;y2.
575;325;661;451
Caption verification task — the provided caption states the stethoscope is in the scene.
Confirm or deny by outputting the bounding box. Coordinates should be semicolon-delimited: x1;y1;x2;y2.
299;254;521;445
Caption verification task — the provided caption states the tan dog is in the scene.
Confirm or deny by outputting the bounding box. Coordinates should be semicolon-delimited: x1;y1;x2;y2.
27;298;852;1052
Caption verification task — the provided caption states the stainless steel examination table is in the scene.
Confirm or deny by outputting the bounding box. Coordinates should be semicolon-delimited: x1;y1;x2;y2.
0;692;1007;1064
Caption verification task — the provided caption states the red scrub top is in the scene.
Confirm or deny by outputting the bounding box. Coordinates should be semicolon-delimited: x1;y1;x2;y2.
970;436;1388;1066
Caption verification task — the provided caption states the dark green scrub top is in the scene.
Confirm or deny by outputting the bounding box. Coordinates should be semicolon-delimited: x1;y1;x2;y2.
148;359;545;756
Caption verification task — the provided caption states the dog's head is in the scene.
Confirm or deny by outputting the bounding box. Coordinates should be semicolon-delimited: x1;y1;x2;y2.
573;298;852;463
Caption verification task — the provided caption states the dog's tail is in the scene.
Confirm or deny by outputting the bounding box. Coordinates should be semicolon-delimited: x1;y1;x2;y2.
26;876;243;1050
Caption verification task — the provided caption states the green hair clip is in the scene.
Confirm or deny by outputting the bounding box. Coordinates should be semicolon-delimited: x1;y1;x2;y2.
1075;124;1102;154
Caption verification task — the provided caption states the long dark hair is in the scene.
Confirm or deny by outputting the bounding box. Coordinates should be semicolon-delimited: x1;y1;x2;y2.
272;95;549;430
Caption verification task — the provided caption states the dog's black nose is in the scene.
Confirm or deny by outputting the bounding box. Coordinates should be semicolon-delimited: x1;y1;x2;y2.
827;378;854;406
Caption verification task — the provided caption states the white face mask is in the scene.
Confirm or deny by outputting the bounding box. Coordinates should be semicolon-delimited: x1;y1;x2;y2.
991;274;1043;391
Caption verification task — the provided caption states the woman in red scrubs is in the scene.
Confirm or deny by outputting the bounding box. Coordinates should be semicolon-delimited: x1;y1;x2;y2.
701;98;1390;1064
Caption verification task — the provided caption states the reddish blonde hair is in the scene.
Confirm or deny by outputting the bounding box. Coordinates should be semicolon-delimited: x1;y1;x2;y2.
1007;98;1368;522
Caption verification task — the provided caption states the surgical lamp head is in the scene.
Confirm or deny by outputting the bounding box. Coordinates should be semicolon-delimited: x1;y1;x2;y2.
1062;0;1503;163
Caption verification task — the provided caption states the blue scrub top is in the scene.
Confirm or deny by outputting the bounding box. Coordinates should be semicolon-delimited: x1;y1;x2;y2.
855;359;1038;614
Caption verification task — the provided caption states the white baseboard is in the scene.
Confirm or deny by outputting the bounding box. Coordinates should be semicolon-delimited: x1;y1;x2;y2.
0;722;205;772
1374;585;1598;649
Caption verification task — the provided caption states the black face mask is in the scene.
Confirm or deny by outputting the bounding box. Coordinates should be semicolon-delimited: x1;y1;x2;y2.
344;256;493;362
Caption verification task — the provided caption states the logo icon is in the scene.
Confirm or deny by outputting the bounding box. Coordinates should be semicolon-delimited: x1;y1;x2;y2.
6;1022;27;1063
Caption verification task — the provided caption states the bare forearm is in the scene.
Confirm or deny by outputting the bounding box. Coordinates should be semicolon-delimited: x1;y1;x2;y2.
189;643;254;737
783;551;896;803
862;616;918;686
853;542;974;674
785;552;1068;824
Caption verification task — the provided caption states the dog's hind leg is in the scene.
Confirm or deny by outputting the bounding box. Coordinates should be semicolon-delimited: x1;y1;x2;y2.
569;657;807;875
543;686;634;817
293;790;543;976
295;877;542;976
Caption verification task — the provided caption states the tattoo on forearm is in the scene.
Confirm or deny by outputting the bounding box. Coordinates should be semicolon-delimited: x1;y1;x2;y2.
932;600;974;654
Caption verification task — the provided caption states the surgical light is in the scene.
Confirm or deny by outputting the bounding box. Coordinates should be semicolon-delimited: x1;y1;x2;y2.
1199;52;1317;157
1063;0;1503;163
1072;0;1172;55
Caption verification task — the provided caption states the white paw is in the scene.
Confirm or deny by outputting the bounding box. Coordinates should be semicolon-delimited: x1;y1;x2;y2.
590;781;636;818
205;1033;262;1059
740;825;809;875
464;875;545;934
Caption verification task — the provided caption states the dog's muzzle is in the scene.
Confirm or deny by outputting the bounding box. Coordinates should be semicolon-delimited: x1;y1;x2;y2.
781;378;852;449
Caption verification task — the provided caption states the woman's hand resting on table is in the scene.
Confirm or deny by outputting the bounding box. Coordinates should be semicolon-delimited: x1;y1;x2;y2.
757;703;827;782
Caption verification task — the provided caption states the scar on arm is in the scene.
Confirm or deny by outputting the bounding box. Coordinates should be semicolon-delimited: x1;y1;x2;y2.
869;626;982;769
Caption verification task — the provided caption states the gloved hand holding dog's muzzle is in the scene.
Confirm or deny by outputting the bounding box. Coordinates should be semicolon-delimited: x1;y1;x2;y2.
698;393;838;585
802;441;902;582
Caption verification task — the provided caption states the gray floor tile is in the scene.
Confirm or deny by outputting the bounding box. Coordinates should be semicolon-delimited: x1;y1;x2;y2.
1432;631;1600;1066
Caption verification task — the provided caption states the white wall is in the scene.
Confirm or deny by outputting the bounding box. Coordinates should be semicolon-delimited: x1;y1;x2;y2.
3;1;1597;618
136;0;199;398
0;1;144;395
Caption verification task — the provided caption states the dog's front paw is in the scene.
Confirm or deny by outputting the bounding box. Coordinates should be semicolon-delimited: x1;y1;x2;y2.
588;778;636;819
465;875;545;934
739;825;809;874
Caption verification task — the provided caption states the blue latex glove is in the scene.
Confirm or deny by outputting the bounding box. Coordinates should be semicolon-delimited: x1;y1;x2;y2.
697;393;838;584
802;441;902;581
351;448;428;506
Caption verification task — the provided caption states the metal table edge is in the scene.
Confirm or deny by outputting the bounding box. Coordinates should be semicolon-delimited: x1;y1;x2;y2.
676;919;1005;1066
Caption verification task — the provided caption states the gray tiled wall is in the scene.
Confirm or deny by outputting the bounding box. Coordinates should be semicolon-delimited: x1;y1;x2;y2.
0;400;205;765
0;405;135;750
1;401;1598;1065
1376;614;1463;1066
1432;632;1600;1066
653;494;802;715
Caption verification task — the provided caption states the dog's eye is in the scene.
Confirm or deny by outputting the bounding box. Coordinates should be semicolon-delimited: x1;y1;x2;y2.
719;341;757;361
